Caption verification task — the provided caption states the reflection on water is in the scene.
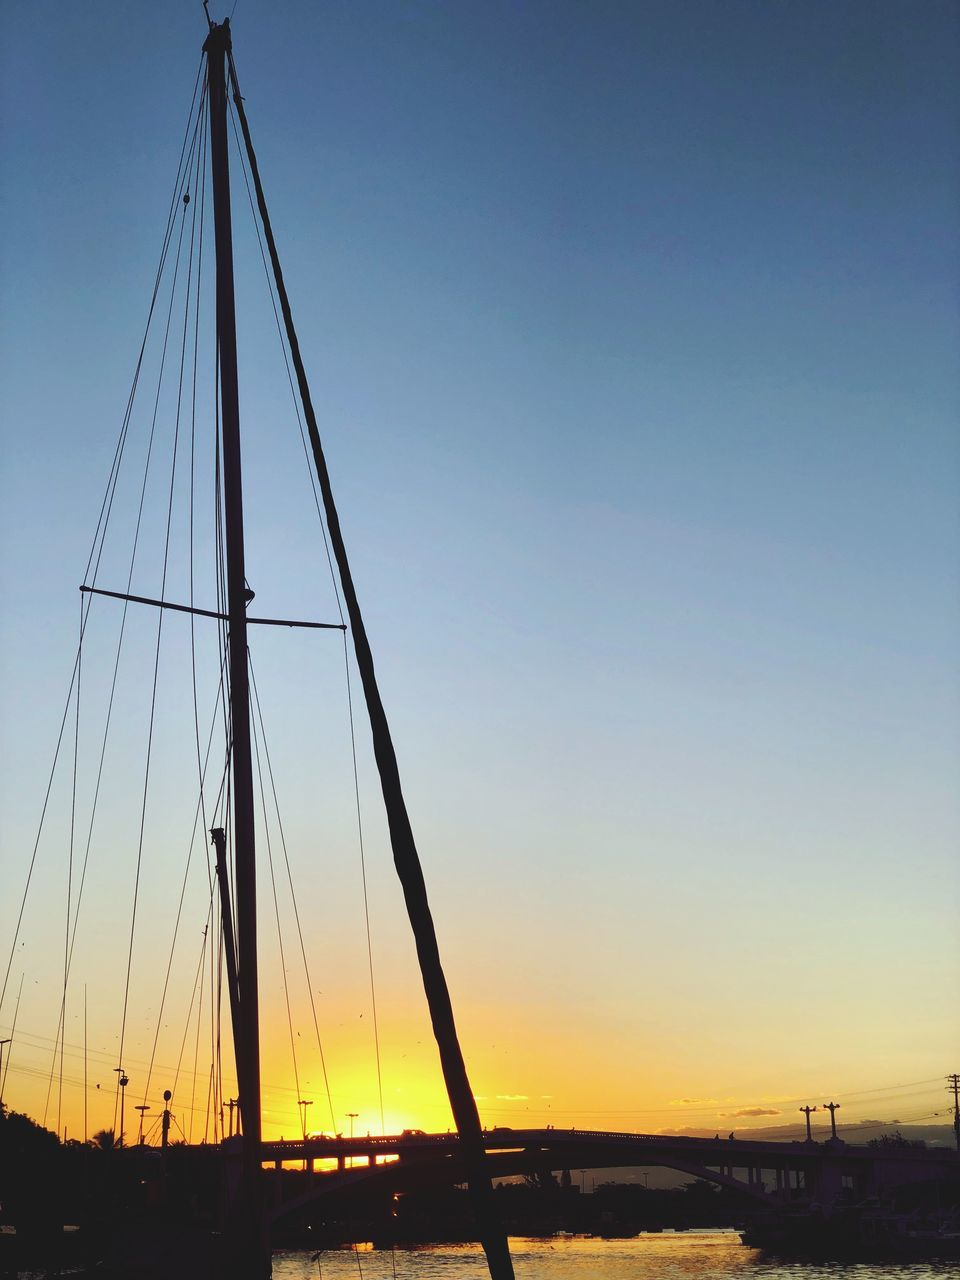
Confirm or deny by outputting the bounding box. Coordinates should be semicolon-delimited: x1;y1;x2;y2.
272;1232;960;1279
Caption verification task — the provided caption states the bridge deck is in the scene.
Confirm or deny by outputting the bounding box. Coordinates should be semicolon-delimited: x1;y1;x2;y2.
258;1128;950;1166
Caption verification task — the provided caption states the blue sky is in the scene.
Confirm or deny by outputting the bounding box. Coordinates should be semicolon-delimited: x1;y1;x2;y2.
1;1;958;1139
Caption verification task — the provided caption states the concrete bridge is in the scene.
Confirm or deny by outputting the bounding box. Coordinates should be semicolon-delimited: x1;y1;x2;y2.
251;1128;957;1227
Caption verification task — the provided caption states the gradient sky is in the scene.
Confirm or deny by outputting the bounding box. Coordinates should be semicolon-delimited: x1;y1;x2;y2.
1;1;958;1148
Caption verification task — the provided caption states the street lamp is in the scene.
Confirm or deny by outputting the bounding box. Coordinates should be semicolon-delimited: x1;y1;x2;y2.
135;1105;151;1145
114;1068;129;1148
0;1039;10;1111
297;1100;314;1172
346;1112;359;1170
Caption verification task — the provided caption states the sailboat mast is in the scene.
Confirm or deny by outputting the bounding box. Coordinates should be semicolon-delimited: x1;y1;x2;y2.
204;14;263;1239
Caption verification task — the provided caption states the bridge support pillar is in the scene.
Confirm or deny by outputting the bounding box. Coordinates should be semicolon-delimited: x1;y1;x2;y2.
337;1155;346;1172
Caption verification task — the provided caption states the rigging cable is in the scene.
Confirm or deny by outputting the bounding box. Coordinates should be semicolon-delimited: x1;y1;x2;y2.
228;97;387;1136
0;62;208;1023
54;597;82;1134
226;52;515;1280
42;88;209;1130
0;974;24;1100
249;689;304;1128
80;58;206;596
187;920;209;1143
139;118;228;1109
341;630;386;1135
113;172;198;1137
189;86;217;902
140;657;230;1108
248;658;336;1132
173;899;213;1099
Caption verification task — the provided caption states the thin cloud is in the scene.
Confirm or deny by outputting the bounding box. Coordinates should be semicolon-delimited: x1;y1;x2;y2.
720;1107;781;1118
496;1094;529;1101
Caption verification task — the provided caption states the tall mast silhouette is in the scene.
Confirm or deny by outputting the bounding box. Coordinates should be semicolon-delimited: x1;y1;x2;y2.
204;17;265;1275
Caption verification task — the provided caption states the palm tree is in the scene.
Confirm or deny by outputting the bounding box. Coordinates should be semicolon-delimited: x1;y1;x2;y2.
91;1127;116;1150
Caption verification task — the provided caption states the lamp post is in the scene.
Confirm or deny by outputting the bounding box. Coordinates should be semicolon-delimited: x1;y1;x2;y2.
297;1100;313;1172
0;1039;10;1111
346;1112;359;1170
135;1105;151;1145
114;1068;129;1148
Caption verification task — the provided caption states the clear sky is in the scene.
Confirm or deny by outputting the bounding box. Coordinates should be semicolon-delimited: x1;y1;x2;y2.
1;1;958;1148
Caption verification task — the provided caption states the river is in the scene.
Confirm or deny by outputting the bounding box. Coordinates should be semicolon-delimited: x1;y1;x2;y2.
272;1232;960;1278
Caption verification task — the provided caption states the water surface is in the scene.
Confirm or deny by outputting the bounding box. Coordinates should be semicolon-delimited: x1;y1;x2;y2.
273;1232;960;1279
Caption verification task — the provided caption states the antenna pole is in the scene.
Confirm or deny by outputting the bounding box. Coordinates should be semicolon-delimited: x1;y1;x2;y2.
204;18;265;1274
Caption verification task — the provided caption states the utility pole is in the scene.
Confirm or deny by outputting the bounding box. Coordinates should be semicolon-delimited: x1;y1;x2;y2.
799;1105;818;1143
162;1090;172;1150
947;1074;960;1154
823;1101;840;1141
83;987;88;1144
226;1097;238;1139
